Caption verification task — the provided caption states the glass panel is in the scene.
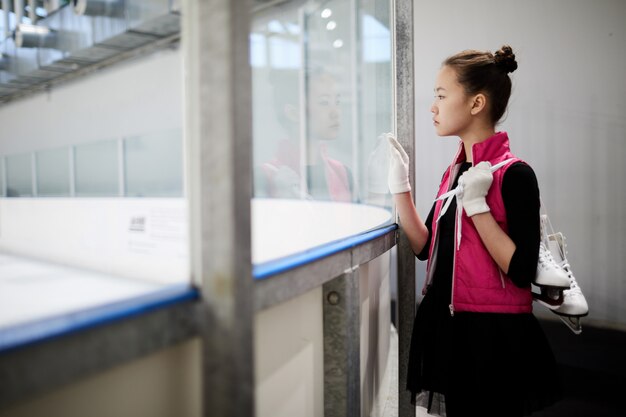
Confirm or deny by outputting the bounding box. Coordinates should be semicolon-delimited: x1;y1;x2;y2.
124;129;183;197
251;0;394;264
0;157;5;197
74;140;119;197
253;0;393;204
303;1;357;203
6;153;33;197
36;148;71;197
359;1;393;208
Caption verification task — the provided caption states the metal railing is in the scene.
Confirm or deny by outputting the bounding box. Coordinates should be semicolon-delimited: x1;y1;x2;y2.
0;1;415;416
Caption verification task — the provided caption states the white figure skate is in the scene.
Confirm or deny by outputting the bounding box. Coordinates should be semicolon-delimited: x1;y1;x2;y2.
541;232;589;334
533;216;571;307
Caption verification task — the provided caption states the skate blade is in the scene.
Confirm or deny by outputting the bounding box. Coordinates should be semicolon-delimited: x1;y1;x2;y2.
533;282;571;290
557;315;583;335
552;309;589;318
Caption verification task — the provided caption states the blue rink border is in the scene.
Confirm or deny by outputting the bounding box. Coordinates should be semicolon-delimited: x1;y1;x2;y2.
1;224;397;352
0;284;200;354
253;223;398;280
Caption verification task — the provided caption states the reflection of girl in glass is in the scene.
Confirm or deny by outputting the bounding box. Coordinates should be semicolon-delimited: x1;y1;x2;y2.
388;46;561;416
256;69;354;202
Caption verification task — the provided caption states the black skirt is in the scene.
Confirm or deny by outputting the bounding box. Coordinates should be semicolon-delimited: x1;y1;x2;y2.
407;290;562;416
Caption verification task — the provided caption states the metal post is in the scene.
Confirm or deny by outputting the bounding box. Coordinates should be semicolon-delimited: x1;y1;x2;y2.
1;156;6;197
323;270;361;417
117;138;125;197
394;0;415;416
69;146;75;197
182;0;254;416
15;0;23;24
2;0;10;39
27;0;35;23
31;152;37;197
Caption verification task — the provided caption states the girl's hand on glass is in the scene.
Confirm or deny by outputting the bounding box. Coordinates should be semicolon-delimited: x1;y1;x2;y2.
386;133;411;194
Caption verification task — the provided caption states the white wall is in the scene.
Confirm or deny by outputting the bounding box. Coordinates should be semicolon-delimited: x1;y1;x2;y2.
413;0;626;328
0;47;183;154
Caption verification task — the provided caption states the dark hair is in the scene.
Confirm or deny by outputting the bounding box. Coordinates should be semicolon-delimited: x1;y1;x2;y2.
443;45;518;124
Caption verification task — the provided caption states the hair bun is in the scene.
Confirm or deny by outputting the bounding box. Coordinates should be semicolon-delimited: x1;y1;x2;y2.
494;45;518;74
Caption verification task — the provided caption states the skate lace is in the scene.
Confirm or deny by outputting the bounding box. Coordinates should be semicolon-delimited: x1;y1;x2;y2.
555;235;583;296
537;243;559;271
436;158;515;250
560;262;582;296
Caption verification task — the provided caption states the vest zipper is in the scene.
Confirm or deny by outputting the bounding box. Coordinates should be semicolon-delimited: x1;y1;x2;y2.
447;161;463;318
450;219;458;317
433;147;464;316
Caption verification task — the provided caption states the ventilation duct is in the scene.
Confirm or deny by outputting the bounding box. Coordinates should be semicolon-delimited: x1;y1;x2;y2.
0;0;181;103
73;0;125;18
13;24;60;49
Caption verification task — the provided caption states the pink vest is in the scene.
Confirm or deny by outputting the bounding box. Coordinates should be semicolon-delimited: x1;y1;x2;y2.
261;140;352;202
425;132;533;314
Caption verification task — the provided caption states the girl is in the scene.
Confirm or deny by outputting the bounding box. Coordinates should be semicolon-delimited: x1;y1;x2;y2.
387;46;561;416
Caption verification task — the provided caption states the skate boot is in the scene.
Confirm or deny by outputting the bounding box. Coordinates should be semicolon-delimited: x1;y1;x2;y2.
545;232;589;334
533;241;571;307
533;214;571;306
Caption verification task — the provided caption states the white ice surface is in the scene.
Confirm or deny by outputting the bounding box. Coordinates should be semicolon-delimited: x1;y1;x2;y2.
252;199;392;264
0;253;165;329
0;199;392;329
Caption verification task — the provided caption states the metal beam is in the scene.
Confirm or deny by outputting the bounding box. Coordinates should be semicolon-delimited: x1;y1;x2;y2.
394;0;416;416
182;0;254;416
0;301;200;411
323;271;361;417
254;229;396;312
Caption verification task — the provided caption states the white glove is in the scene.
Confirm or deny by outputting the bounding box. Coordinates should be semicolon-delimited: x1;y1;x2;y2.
386;133;411;194
458;161;493;216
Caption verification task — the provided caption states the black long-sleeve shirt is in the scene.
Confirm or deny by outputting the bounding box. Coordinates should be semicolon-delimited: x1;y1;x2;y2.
417;161;540;287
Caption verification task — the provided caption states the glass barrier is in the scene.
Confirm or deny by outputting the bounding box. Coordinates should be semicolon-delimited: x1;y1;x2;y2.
1;131;184;199
0;156;5;197
6;152;33;197
0;129;189;348
0;1;188;347
36;147;71;197
124;129;183;198
74;139;120;197
251;0;394;266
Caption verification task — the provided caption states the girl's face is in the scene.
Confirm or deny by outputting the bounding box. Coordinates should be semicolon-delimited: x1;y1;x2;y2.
430;66;474;137
308;74;341;141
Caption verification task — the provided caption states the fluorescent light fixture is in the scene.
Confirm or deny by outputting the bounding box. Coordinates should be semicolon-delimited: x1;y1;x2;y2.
13;23;57;48
18;24;50;35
